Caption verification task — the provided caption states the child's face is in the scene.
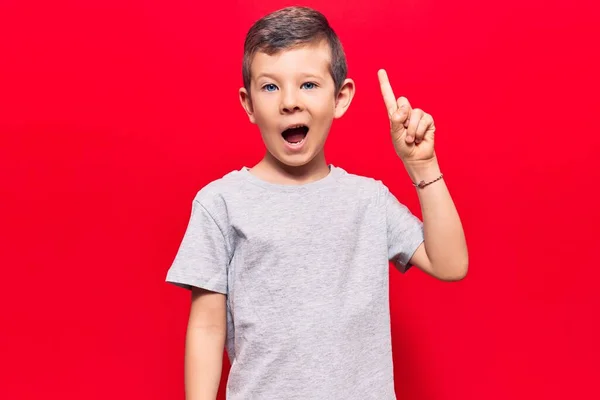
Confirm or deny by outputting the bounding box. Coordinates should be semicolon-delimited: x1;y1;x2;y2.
240;41;354;168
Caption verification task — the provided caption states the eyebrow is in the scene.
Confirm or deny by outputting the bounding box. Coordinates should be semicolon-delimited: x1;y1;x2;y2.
254;72;325;82
254;73;278;81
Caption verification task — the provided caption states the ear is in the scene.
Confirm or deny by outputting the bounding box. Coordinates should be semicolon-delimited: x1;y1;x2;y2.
239;87;256;124
334;78;355;119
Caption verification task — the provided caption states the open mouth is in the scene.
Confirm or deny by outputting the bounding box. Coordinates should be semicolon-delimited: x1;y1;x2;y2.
281;124;309;146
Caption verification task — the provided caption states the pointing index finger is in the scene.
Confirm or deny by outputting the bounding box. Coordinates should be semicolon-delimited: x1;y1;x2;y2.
378;69;397;117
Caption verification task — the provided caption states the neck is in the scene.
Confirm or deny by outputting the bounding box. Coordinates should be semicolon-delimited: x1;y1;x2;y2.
251;151;330;185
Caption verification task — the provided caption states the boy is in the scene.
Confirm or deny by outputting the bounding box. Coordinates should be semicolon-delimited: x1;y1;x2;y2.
166;6;468;400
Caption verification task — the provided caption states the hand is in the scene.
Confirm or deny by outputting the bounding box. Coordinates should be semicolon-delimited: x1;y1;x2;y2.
378;69;436;164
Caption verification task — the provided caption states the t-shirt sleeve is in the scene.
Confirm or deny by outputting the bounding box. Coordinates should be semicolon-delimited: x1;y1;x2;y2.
383;185;424;273
165;197;230;294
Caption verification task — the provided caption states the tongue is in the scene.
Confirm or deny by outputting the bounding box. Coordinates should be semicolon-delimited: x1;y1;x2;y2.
284;128;306;143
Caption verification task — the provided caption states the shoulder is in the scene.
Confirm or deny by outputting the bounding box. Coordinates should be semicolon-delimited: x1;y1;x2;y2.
191;168;248;215
333;165;389;203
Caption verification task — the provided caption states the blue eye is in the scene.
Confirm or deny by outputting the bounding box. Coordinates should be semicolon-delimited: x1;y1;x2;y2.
302;82;316;90
262;84;278;92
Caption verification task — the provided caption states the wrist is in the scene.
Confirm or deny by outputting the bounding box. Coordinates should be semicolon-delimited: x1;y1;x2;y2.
403;157;442;183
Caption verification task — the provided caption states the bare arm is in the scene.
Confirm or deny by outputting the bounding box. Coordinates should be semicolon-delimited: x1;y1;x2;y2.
377;70;468;281
406;158;469;281
185;287;227;400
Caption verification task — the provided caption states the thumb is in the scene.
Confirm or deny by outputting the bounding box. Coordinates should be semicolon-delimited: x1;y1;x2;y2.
390;108;406;136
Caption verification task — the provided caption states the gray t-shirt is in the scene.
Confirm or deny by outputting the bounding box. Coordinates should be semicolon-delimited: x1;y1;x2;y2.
166;165;424;399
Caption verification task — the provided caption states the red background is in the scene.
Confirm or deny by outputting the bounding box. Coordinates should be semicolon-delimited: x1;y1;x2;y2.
1;0;599;399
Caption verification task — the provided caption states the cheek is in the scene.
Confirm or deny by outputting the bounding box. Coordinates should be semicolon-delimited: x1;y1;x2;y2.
252;102;276;127
311;97;337;120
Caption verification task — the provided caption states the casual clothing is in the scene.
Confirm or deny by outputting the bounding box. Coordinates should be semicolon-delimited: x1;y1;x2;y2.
166;165;424;399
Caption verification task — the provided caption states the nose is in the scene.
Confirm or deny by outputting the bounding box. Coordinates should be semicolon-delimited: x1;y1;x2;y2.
279;89;304;114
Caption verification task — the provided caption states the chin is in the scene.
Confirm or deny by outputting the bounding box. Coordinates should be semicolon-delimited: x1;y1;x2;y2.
274;151;317;168
261;124;327;169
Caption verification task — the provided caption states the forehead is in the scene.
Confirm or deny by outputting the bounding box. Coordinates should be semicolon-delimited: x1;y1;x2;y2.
251;41;332;79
